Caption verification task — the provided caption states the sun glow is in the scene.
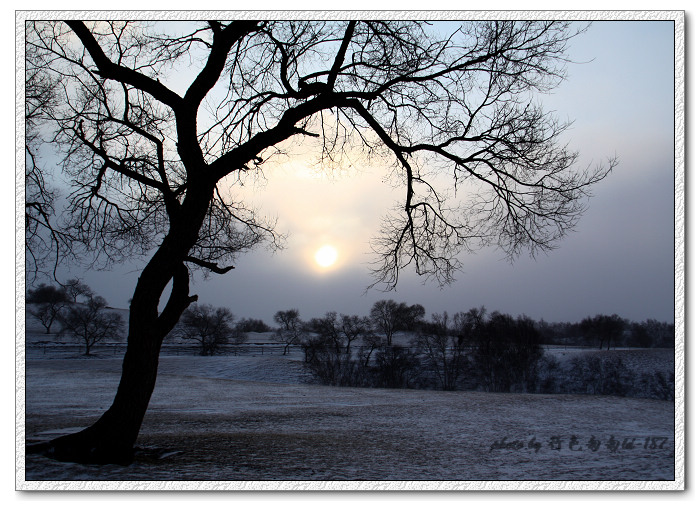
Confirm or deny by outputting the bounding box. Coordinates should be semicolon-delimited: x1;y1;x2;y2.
314;245;338;268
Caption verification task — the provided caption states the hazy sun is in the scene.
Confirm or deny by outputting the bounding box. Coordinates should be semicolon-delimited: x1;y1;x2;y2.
314;245;338;268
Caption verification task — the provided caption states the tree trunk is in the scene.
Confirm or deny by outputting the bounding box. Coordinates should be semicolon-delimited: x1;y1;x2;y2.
28;259;177;463
28;190;211;465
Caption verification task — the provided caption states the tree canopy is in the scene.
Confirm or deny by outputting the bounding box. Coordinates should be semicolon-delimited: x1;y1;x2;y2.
26;20;613;287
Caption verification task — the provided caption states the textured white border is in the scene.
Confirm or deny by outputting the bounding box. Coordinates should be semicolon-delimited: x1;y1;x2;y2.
15;10;685;492
673;6;686;496
16;8;28;494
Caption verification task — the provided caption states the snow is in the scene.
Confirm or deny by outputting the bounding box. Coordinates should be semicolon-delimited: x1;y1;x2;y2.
22;351;677;488
19;311;680;488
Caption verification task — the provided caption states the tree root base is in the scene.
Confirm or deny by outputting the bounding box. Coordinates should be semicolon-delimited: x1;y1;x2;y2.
26;436;135;466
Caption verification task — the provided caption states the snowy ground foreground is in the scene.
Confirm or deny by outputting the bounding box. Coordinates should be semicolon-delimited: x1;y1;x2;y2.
23;353;675;485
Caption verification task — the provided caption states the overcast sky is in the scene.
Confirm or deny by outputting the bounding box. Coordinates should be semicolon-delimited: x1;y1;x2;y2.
34;18;678;326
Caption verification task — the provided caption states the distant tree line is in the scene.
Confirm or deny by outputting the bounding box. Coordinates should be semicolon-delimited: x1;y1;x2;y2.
274;301;673;401
292;305;545;393
27;286;673;399
535;314;674;350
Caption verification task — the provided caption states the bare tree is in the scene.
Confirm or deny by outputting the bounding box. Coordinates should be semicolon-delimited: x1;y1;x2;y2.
175;304;238;356
472;312;543;392
64;278;92;303
413;312;471;391
26;19;614;463
640;319;674;348
339;314;370;354
373;345;421;389
58;295;125;356
358;331;384;368
273;309;303;355
369;299;423;345
579;314;626;350
369;300;400;346
306;312;342;353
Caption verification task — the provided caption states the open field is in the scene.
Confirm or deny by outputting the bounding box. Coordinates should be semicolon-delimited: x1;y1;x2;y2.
22;354;676;485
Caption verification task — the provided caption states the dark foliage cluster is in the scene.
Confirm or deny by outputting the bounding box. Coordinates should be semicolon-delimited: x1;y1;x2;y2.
294;302;674;401
535;315;674;349
236;318;272;333
298;305;543;392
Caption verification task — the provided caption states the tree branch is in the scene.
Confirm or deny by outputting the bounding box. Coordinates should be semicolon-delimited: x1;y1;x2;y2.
327;21;356;90
183;21;262;108
65;21;183;110
183;256;235;274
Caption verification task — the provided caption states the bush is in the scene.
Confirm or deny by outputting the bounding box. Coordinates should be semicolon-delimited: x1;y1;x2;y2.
472;312;543;392
534;355;563;394
306;347;366;387
565;355;633;396
637;370;674;400
372;346;421;389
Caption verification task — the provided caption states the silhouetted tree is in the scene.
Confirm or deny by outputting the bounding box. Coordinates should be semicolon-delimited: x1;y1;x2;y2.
236;318;272;333
369;300;423;345
358;332;385;368
579;314;626;350
472;312;542;392
413;312;471;391
303;312;367;385
27;283;68;305
27;284;70;334
628;322;654;348
25;38;74;281
58;296;125;355
396;304;426;332
26;19;614;463
370;300;401;346
306;312;342;353
176;304;238;356
640;319;674;348
339;314;371;354
64;278;92;303
453;306;487;346
273;309;304;355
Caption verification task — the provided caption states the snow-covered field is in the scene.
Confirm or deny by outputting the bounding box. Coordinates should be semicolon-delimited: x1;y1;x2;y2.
19;310;679;488
22;352;677;487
